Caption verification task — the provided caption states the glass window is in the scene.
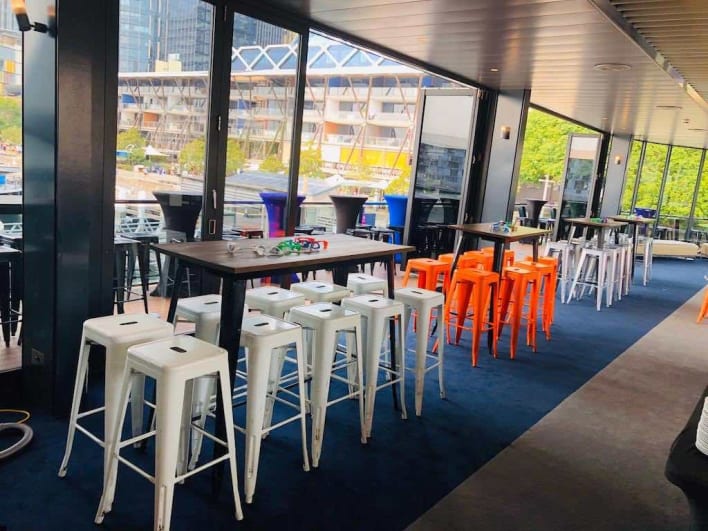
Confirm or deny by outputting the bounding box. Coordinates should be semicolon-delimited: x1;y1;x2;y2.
657;146;701;237
223;13;299;236
634;142;668;211
0;23;22;218
298;31;462;233
691;153;708;238
116;0;213;247
620;141;642;213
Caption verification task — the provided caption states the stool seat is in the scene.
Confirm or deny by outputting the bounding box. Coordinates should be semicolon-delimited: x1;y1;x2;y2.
175;294;222;322
291;281;350;303
346;273;388;296
83;313;172;347
246;286;306;318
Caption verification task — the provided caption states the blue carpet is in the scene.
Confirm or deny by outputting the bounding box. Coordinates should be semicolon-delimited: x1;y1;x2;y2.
1;258;706;531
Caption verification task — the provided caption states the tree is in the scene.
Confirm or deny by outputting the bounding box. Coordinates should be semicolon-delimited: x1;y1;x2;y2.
384;165;411;194
1;125;21;145
116;128;147;166
299;146;325;178
0;96;21;132
225;139;246;174
179;138;206;173
259;154;286;173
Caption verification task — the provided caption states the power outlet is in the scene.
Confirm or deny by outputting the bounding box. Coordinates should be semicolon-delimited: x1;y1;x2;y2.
31;349;45;366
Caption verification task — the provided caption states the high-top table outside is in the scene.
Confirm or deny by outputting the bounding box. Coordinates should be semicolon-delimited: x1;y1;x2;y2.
152;233;414;491
447;223;550;351
564;217;628;249
607;215;653;280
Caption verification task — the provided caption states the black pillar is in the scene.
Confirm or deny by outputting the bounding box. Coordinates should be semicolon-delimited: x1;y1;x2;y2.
23;0;118;414
478;90;531;222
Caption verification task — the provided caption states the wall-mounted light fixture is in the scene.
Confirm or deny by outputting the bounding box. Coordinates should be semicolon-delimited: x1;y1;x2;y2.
614;155;622;165
11;0;49;33
500;126;511;140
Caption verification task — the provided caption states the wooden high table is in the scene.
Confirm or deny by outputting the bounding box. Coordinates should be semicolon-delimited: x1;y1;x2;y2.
607;215;653;280
564;217;628;249
152;234;414;491
447;223;550;351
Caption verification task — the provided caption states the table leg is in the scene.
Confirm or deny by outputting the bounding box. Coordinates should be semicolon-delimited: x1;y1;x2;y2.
0;262;10;347
166;262;185;323
598;228;605;249
136;243;149;313
386;256;400;411
212;276;247;496
631;224;638;281
490;241;505;352
114;247;125;314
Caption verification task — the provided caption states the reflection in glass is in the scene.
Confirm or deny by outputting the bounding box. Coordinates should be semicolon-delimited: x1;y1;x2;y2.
657;146;701;238
620;141;642;213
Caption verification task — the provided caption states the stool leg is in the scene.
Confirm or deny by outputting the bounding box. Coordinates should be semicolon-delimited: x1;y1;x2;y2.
353;322;366;444
310;326;337;468
262;347;287;435
130;374;146;446
364;317;386;438
153;375;185;531
95;365;133;523
436;306;446;399
244;344;271;504
567;250;585;303
406;309;430;417
597;255;606;311
217;363;244;521
187;376;215;471
294;335;310;473
104;345;132;506
396;316;407;421
58;336;91;478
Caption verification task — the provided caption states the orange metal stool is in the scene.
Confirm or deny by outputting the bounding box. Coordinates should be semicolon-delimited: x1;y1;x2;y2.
444;268;500;366
537;255;559;325
697;285;708;323
498;266;540;359
481;247;515;267
402;258;449;291
438;253;489;294
515;260;556;340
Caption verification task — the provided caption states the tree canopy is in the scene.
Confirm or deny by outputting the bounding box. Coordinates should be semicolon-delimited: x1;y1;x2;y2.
518;108;591;184
116;128;147;166
259;154;286;173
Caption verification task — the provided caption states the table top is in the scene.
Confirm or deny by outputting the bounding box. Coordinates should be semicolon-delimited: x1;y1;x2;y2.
153;234;414;277
565;217;628;229
448;223;550;242
607;215;653;225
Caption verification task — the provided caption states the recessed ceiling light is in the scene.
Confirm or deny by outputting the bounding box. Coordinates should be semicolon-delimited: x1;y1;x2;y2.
592;63;632;72
656;105;683;110
489;68;499;72
688;128;707;132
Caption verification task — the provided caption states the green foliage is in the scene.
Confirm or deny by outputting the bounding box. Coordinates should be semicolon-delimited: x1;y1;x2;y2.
0;96;21;133
384;166;411;194
116;128;147;166
299;146;325;178
259;154;286;173
519;109;591;184
226;139;246;175
179;138;206;173
1;125;21;145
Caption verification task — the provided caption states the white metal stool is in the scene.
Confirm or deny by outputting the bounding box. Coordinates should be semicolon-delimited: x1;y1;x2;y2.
171;295;250;471
543;240;574;303
288;302;366;467
567;246;611;311
340;294;407;438
236;314;309;503
291;281;350;303
245;286;305;318
58;314;173;483
394;287;445;416
95;335;243;530
346;273;388;296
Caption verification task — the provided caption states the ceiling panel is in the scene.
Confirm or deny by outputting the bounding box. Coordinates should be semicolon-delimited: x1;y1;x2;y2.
249;0;708;148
